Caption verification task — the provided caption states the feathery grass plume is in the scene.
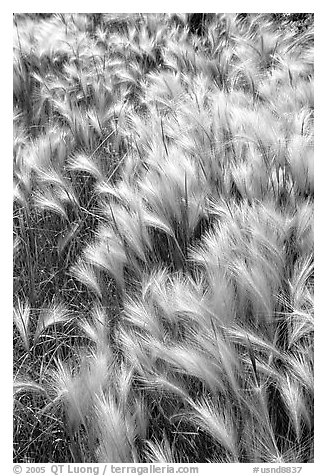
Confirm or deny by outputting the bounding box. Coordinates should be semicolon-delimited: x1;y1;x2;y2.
68;153;104;181
287;134;314;195
123;295;164;340
153;342;230;395
145;433;177;463
225;326;284;364
101;200;152;268
142;373;191;403
192;200;285;332
34;302;72;344
137;147;209;265
289;253;313;312
192;324;241;396
13;299;31;352
25;129;69;180
13;13;314;463
83;236;126;293
92;392;137;463
182;396;239;461
48;349;132;463
69;258;102;298
13;156;33;209
145;71;186;114
286;310;313;351
33;189;69;221
279;374;311;440
78;304;113;356
279;252;314;353
287;351;313;393
84;202;152;292
118;322;185;379
285;201;314;275
23;129;80;215
145;267;206;328
45;349;115;461
45;357;85;428
14;379;49;399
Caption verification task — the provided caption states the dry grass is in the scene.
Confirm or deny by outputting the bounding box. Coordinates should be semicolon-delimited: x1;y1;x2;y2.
13;13;313;463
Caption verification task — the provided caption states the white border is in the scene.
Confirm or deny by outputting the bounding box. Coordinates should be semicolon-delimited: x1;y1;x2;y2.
2;4;324;475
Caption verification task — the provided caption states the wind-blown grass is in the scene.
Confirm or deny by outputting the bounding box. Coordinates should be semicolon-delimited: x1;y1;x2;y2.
13;13;313;463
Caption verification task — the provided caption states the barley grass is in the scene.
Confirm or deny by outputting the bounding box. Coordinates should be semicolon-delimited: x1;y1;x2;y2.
13;13;314;463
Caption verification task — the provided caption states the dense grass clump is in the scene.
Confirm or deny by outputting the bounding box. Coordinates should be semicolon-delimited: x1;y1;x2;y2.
13;13;314;463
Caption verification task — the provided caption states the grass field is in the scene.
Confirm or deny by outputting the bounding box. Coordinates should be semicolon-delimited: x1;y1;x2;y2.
13;13;314;463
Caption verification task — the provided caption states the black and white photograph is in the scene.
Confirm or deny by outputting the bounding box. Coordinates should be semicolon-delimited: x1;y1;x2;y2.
12;9;314;467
